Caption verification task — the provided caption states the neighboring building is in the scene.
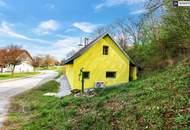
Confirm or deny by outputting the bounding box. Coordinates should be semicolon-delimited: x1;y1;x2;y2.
0;63;5;73
0;50;34;73
0;49;6;73
64;33;137;90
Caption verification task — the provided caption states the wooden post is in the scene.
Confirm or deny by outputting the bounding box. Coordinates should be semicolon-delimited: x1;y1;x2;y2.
80;68;84;93
81;73;84;93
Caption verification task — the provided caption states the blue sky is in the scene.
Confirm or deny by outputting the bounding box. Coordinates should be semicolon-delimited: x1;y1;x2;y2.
0;0;146;60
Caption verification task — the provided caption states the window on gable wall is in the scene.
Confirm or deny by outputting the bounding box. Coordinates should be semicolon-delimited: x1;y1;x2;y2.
103;46;109;55
106;72;116;78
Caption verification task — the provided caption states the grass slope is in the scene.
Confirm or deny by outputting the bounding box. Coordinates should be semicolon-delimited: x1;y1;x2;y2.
0;72;40;80
3;60;190;130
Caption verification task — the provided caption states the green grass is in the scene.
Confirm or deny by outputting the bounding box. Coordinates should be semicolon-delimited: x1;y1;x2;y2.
4;80;60;130
54;66;63;79
0;72;40;80
36;66;63;71
3;60;190;130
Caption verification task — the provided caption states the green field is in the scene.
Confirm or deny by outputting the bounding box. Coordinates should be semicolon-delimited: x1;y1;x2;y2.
36;66;63;71
0;72;40;80
3;60;190;130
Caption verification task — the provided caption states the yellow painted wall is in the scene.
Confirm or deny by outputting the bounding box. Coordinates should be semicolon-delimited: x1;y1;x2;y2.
66;35;131;89
65;64;74;87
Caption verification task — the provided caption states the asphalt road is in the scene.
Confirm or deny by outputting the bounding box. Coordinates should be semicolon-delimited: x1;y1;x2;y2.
0;71;58;128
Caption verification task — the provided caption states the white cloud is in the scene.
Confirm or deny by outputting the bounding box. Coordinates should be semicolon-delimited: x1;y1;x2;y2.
46;3;55;9
130;9;147;15
34;19;60;35
0;21;82;60
0;0;6;7
95;0;145;10
73;22;98;33
29;36;80;60
55;34;67;38
52;36;81;59
54;36;80;48
0;21;50;44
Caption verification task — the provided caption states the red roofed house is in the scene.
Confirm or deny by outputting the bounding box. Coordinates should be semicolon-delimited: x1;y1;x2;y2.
0;49;34;73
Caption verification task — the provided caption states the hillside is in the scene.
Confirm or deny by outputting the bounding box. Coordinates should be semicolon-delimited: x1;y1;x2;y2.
4;59;190;130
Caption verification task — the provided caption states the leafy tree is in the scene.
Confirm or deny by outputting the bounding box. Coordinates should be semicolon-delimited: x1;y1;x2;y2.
5;45;24;75
161;1;190;57
0;49;7;73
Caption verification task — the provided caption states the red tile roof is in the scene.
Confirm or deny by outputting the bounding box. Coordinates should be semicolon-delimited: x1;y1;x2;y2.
0;49;33;65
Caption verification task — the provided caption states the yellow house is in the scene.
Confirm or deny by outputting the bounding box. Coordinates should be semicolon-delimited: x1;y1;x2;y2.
64;33;137;90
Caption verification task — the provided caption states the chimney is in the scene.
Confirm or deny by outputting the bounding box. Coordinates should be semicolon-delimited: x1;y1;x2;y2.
84;37;89;46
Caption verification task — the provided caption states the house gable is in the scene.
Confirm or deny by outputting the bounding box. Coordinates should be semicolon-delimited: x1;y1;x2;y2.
19;51;33;64
74;35;130;69
71;34;130;89
74;35;130;65
64;33;135;65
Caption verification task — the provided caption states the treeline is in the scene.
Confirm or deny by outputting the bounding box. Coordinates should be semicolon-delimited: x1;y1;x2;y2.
93;0;190;72
33;55;61;69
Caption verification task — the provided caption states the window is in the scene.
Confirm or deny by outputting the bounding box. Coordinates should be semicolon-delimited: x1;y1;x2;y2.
106;72;116;78
103;46;109;55
83;71;90;79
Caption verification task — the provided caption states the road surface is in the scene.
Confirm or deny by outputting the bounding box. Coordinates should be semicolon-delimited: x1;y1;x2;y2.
0;71;58;127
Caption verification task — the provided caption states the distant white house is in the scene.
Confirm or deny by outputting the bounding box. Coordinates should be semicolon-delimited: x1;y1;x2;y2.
0;50;34;73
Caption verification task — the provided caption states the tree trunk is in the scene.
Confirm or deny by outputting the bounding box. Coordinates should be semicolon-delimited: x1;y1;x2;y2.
12;65;16;75
0;67;3;73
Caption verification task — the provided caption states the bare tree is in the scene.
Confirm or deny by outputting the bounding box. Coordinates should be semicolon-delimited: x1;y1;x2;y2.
113;18;144;46
91;18;144;47
32;56;41;71
112;18;128;47
43;55;57;68
92;25;115;38
145;0;166;13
